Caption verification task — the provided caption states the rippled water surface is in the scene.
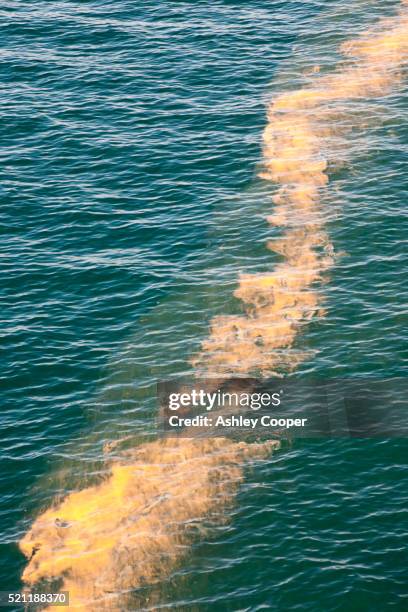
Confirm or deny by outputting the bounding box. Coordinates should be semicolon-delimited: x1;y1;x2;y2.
1;1;407;610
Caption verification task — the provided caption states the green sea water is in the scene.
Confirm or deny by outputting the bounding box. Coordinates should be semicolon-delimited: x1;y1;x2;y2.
1;1;407;610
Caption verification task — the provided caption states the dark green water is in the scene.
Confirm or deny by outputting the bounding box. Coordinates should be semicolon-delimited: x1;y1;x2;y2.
1;1;407;610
